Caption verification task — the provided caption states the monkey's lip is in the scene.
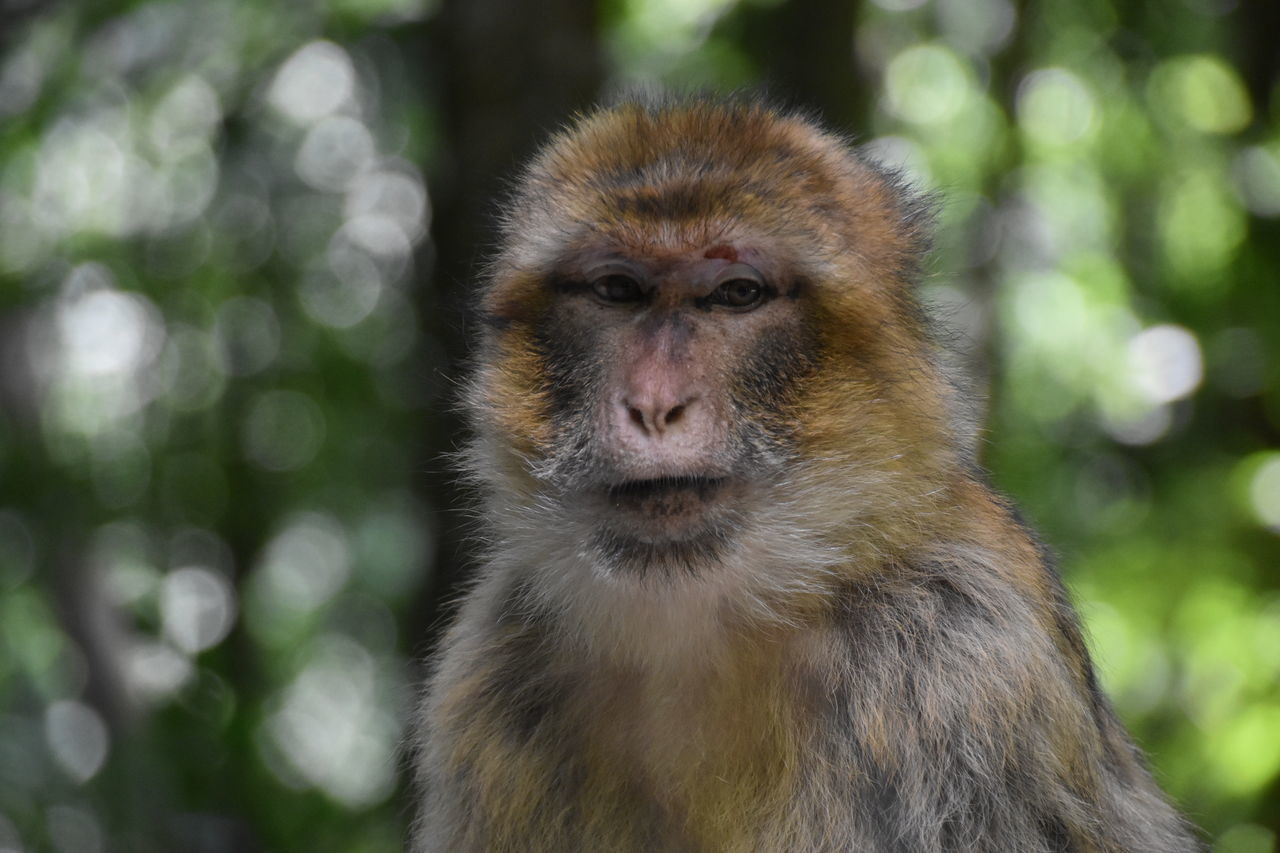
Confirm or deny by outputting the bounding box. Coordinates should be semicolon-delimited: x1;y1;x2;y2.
598;475;737;539
606;474;728;503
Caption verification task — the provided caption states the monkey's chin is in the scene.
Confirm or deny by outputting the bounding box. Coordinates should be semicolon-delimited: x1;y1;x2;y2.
588;475;740;574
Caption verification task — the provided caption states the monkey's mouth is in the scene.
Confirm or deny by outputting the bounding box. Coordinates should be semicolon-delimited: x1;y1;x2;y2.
604;475;728;519
608;475;726;501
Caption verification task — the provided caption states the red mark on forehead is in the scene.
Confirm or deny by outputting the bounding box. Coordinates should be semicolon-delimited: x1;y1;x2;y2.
703;244;738;262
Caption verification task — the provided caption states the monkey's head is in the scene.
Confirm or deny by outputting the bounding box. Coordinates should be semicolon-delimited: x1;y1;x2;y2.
467;97;958;578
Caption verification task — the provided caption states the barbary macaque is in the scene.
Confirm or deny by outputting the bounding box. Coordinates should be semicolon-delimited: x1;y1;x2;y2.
411;96;1199;852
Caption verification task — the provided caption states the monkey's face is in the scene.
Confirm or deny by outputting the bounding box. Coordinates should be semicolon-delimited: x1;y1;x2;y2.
470;100;948;575
472;217;834;572
513;240;818;563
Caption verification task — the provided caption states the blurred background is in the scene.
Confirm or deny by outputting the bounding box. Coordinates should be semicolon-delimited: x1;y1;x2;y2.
0;0;1276;849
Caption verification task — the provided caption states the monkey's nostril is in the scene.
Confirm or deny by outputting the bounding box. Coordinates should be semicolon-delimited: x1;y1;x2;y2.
622;397;695;436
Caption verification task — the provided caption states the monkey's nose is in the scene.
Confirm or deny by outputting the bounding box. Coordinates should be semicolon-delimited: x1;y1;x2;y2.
620;395;698;439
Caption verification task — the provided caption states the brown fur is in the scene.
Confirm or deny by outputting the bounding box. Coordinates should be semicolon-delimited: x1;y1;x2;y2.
412;95;1199;852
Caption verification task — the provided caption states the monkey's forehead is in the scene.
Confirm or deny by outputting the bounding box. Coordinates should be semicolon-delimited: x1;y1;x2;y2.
494;98;926;280
542;98;855;187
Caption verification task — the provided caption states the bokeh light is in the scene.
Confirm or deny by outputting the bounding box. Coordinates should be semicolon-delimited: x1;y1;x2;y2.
259;634;400;808
268;42;357;125
44;701;109;784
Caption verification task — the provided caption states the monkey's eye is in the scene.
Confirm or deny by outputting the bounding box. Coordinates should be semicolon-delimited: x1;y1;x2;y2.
703;263;771;311
591;274;645;304
713;278;765;309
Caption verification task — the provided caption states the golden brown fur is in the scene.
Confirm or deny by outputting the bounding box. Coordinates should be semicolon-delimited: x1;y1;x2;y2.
412;95;1199;852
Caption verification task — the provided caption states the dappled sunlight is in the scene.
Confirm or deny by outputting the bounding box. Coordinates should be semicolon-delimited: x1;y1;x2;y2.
259;634;401;808
160;566;238;654
1245;454;1280;534
883;44;973;126
44;701;110;785
268;41;358;126
1128;324;1204;406
1017;68;1098;148
249;512;352;626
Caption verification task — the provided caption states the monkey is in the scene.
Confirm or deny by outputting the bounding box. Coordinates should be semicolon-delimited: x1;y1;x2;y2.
411;95;1200;852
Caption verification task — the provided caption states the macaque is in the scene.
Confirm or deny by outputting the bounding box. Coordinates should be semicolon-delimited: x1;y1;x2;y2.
411;96;1199;852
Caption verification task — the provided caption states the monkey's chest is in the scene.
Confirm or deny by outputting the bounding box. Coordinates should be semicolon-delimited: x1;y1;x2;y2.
576;667;804;850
